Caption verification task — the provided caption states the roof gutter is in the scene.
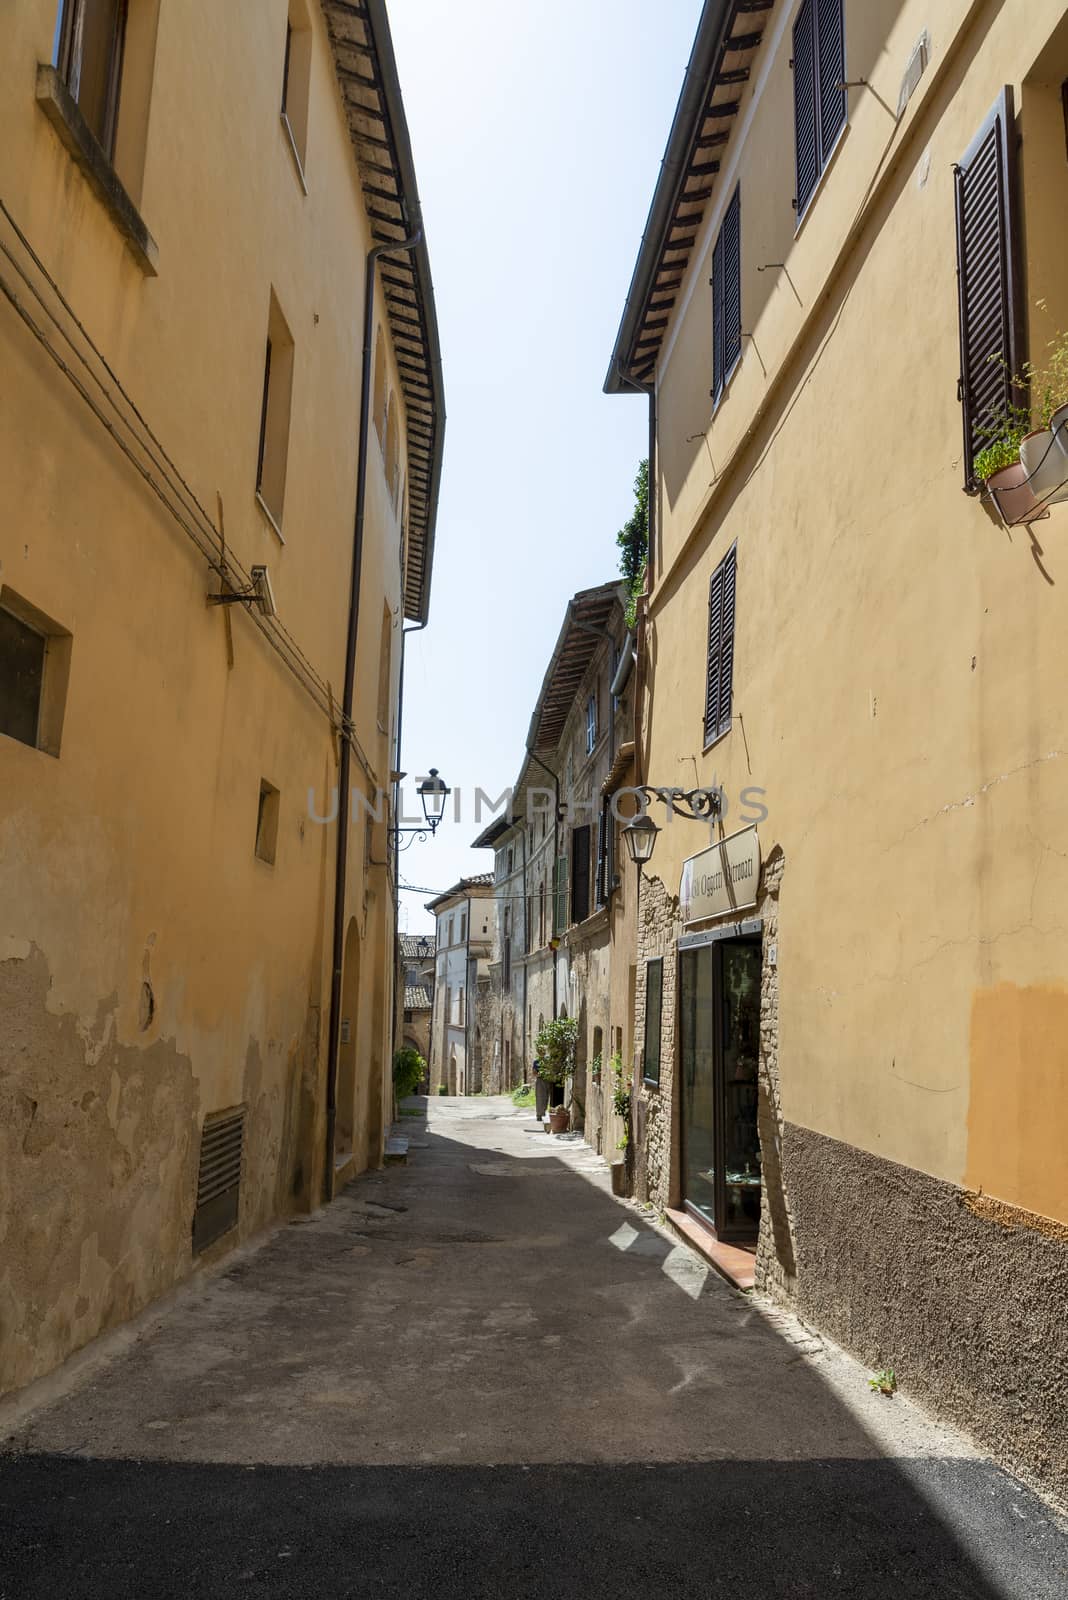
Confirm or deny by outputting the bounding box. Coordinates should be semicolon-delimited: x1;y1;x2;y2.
604;0;732;394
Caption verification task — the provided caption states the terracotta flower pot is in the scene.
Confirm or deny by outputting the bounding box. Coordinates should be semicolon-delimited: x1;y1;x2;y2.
986;459;1045;526
549;1106;569;1134
1020;429;1068;507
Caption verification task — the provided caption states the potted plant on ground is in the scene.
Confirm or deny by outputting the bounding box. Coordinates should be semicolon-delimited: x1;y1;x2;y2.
534;1016;577;1133
548;1102;570;1134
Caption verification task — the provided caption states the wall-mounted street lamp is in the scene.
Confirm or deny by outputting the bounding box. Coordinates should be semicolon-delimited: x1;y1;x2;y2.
396;768;450;850
621;785;723;870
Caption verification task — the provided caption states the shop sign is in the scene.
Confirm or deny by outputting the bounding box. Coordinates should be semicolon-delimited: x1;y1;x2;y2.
680;826;760;926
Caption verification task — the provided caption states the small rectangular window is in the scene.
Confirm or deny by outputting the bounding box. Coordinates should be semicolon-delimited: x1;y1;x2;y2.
704;544;737;748
377;603;393;734
792;0;846;222
280;1;312;181
553;855;568;936
711;184;741;406
571;825;591;925
255;780;280;864
643;959;663;1085
0;589;72;757
255;290;295;532
503;939;511;989
55;0;128;159
585;692;597;755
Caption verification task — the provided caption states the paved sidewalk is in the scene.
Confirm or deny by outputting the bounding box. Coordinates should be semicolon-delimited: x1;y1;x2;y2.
1;1095;1065;1598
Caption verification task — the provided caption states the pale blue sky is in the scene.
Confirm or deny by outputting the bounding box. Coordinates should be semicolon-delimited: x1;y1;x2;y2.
390;0;701;930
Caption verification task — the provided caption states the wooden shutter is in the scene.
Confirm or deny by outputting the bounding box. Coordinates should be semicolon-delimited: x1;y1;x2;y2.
712;186;741;404
571;825;590;924
704;544;737;747
553;854;568;935
711;226;726;402
595;807;607;908
723;186;741;383
817;0;846;168
793;0;818;217
954;88;1023;491
794;0;846;221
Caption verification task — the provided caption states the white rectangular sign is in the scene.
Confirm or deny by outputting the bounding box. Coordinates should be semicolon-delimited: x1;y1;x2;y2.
679;826;761;926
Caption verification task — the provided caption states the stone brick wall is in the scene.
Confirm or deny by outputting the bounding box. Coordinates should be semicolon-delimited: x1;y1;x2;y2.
632;870;681;1209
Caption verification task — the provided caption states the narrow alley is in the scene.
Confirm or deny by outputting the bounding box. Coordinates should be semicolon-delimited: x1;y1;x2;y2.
2;1100;1064;1598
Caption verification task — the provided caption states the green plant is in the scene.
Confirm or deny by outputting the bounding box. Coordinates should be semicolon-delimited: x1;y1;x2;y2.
616;458;648;630
533;1016;578;1085
868;1368;897;1397
610;1051;631;1126
972;323;1068;482
590;1052;603;1085
392;1045;425;1100
437;1083;448;1096
511;1082;535;1108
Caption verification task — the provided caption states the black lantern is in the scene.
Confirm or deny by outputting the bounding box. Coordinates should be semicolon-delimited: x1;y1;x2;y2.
622;811;660;866
417;768;449;834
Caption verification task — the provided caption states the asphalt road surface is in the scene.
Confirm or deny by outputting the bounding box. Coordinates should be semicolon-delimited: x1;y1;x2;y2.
2;1096;1065;1598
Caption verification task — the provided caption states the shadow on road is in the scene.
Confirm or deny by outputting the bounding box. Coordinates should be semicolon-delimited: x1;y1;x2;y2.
1;1106;1064;1598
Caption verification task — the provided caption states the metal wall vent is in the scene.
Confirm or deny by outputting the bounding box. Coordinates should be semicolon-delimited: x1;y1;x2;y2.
192;1106;246;1254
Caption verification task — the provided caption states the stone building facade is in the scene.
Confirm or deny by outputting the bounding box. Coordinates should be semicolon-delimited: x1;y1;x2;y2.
0;0;442;1397
606;0;1068;1500
425;878;495;1094
474;583;637;1133
398;933;435;1069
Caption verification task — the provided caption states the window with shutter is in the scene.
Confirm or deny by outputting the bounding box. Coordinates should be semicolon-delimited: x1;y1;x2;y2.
553;854;568;936
954;88;1024;492
571;825;591;924
703;544;737;748
793;0;846;222
711;185;742;407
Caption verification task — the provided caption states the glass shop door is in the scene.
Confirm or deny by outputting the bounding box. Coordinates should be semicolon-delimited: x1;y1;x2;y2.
680;937;762;1243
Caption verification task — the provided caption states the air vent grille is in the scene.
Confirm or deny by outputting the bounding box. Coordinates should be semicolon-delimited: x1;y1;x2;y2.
192;1106;245;1254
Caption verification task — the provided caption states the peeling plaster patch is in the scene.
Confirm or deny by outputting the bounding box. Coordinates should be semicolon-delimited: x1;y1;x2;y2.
1;936;32;963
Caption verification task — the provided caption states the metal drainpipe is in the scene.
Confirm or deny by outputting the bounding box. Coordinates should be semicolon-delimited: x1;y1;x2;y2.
324;228;422;1204
521;821;528;1079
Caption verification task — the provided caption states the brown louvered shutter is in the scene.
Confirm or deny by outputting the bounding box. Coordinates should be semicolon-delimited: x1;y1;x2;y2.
817;0;847;165
571;825;590;924
712;186;742;405
703;544;737;746
954;87;1023;491
793;0;818;216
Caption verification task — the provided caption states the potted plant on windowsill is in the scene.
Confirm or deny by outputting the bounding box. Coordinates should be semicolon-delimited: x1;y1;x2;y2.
974;327;1068;524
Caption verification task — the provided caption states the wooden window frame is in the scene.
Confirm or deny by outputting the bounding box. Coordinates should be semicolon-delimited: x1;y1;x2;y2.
56;0;128;160
643;958;664;1086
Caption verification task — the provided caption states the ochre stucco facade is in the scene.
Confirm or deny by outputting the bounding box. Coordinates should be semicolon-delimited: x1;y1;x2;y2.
0;0;440;1397
610;0;1068;1499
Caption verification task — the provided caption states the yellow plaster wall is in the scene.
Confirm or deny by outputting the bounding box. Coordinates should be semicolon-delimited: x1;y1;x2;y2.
0;0;414;1390
643;0;1068;1224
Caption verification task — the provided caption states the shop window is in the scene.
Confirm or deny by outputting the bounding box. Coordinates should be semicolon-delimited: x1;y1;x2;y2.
255;780;280;864
255;291;295;532
643;959;663;1085
0;589;72;757
792;0;846;222
280;0;312;182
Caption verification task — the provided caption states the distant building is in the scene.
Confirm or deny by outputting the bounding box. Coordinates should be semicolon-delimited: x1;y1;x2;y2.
473;582;637;1141
425;878;495;1093
398;933;436;1070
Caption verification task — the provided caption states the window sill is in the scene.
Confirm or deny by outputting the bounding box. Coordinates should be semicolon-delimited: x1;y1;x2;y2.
702;722;732;756
35;64;158;276
255;490;286;544
280;113;309;197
